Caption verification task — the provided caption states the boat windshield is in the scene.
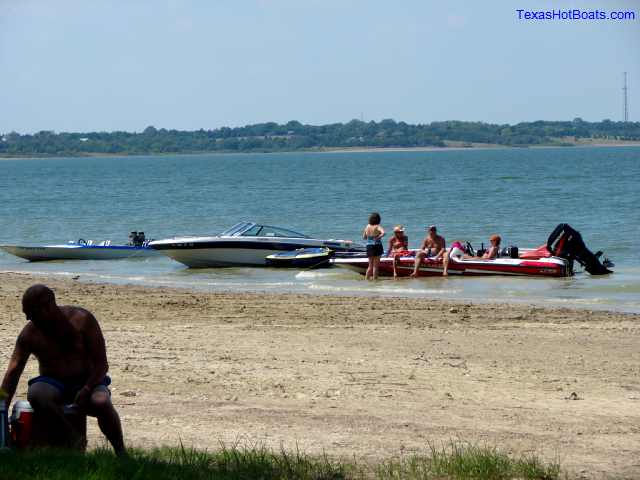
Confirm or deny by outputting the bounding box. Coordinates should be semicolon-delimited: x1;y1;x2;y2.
241;225;309;238
219;222;309;239
219;222;253;236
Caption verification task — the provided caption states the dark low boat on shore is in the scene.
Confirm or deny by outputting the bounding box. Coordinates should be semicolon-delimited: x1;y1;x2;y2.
266;247;334;269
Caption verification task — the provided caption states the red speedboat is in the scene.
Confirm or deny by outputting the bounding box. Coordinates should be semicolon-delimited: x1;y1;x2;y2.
332;224;612;278
332;253;570;277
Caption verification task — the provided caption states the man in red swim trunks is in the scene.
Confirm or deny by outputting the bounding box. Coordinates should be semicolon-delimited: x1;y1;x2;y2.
1;284;125;454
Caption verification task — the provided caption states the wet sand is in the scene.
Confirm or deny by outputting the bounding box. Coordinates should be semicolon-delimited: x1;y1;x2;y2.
1;272;638;478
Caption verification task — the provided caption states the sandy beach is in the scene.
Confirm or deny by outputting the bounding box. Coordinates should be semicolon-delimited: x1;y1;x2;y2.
1;272;638;478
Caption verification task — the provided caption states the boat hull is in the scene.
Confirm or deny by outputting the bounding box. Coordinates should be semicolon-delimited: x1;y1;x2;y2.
151;238;363;268
0;245;159;262
332;254;570;277
266;248;334;268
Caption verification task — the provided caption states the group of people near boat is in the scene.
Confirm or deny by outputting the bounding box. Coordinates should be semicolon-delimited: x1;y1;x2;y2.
362;212;502;280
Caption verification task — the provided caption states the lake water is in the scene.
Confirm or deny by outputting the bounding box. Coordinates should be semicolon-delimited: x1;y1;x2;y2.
1;147;639;312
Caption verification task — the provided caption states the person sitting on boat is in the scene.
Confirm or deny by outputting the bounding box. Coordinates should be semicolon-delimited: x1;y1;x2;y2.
441;235;500;276
442;240;467;276
409;225;446;278
482;234;501;259
362;212;385;280
387;225;409;278
464;234;502;260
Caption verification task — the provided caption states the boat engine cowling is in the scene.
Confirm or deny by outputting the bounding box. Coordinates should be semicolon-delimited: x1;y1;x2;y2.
499;246;519;259
129;231;146;247
547;224;612;275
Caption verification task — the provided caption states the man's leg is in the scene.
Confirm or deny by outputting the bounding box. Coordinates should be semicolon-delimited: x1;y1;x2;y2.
410;251;425;277
86;386;125;455
442;249;451;276
27;381;79;447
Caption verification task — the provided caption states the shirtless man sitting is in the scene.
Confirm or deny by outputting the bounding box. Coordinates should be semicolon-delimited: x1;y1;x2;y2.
0;284;125;454
410;225;446;278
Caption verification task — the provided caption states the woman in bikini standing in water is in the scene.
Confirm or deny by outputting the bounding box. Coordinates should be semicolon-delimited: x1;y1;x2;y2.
362;212;385;280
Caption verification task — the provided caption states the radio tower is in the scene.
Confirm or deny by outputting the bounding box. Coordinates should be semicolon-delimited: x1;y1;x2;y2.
623;72;629;122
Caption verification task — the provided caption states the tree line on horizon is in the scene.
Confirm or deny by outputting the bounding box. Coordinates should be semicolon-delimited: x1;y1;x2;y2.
1;118;639;156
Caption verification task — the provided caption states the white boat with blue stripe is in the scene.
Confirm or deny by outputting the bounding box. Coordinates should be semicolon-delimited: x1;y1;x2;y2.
0;232;159;262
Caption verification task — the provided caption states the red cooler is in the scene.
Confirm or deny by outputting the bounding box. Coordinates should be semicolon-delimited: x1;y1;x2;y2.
10;400;87;450
10;400;33;449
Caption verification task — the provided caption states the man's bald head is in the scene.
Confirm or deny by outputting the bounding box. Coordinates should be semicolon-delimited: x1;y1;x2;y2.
22;284;58;330
23;284;56;308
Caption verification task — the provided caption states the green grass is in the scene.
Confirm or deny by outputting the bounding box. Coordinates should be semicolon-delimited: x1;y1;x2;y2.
376;442;561;480
0;442;561;480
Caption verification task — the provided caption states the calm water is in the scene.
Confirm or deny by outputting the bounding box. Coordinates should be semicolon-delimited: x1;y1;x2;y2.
1;147;639;312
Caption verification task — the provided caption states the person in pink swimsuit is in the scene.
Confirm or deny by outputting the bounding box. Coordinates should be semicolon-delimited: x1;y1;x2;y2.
442;241;466;276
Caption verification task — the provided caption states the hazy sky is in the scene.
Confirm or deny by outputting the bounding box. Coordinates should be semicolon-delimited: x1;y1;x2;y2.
1;0;638;133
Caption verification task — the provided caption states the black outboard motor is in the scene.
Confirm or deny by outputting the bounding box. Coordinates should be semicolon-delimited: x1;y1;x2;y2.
547;224;612;275
499;246;519;259
129;231;146;247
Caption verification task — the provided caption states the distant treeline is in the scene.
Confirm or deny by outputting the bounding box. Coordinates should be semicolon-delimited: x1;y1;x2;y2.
2;119;639;156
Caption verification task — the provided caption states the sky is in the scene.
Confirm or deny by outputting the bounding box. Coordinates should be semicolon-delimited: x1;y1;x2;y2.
0;0;638;133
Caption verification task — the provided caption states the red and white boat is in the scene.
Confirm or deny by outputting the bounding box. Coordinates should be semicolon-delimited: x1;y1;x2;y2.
332;224;613;278
332;251;570;277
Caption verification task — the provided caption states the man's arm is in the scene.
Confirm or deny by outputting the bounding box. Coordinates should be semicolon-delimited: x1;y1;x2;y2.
1;331;32;406
434;237;446;259
78;312;109;401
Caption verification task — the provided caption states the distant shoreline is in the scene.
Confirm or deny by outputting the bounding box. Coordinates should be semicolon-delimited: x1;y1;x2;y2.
2;140;640;160
3;118;639;159
319;141;640;154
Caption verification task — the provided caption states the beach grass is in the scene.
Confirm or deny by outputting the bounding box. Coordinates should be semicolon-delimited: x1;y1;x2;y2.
375;442;561;480
0;442;561;480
